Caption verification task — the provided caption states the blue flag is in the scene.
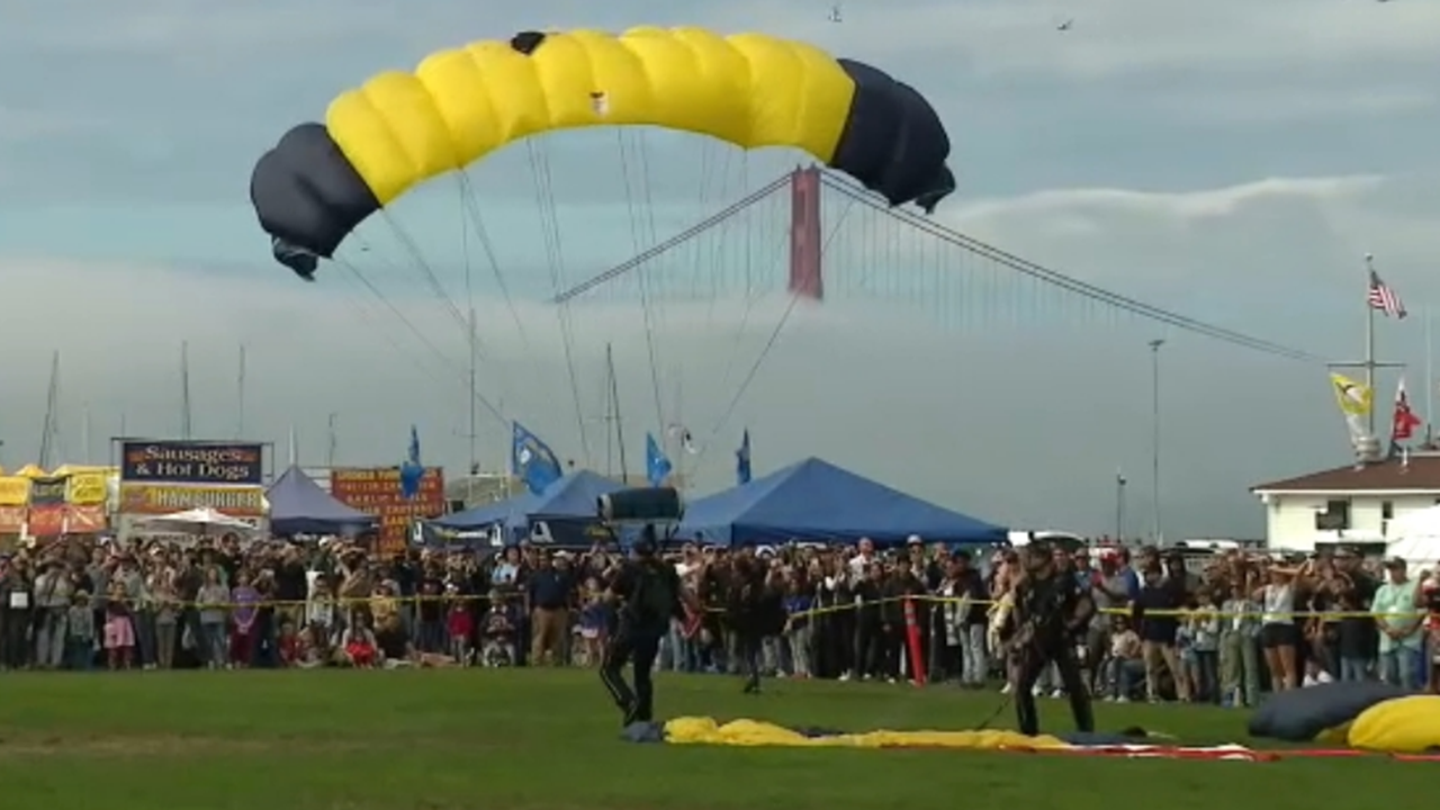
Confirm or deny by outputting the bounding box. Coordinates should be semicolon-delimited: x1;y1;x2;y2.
399;424;424;499
736;429;752;485
645;433;672;487
512;422;562;495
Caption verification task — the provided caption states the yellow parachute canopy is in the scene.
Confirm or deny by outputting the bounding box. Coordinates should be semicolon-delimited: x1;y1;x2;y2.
328;28;852;205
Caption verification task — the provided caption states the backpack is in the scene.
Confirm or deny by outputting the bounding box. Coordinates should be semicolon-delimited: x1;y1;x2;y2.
629;563;675;627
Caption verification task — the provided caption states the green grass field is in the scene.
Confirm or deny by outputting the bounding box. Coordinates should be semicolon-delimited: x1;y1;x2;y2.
0;669;1425;810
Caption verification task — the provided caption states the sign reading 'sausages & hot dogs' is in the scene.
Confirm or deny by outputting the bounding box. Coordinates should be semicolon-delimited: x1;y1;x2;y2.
121;441;265;485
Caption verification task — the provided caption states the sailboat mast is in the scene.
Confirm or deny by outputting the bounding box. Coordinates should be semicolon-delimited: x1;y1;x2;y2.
673;371;685;490
37;351;60;469
237;344;247;439
602;356;615;477
180;341;193;440
81;404;92;464
1426;307;1435;431
607;343;629;483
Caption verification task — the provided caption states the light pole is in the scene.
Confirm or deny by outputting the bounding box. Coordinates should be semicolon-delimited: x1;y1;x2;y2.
1148;339;1165;543
1115;468;1127;542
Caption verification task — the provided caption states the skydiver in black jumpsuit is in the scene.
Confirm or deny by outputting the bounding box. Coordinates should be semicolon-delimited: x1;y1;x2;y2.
1003;541;1096;736
599;525;686;727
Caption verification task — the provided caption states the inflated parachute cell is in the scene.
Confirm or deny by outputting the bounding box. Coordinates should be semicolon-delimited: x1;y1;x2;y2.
250;27;955;278
1247;680;1407;743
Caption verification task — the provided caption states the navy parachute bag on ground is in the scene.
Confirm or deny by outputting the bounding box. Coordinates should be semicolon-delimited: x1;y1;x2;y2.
1247;680;1409;742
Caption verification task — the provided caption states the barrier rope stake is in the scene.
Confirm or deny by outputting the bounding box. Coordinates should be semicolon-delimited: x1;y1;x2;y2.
903;596;925;687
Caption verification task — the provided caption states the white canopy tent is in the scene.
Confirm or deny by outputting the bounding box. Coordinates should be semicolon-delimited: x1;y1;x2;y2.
133;507;259;544
1383;504;1440;574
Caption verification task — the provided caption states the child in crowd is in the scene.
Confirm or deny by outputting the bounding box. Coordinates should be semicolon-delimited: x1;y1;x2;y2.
1190;590;1222;703
66;590;96;671
103;579;135;670
480;590;518;667
1105;616;1145;702
577;578;610;668
277;620;300;667
446;587;474;665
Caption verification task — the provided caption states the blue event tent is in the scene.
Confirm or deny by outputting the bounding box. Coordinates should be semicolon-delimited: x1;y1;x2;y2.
676;457;1006;547
433;470;627;532
266;465;376;536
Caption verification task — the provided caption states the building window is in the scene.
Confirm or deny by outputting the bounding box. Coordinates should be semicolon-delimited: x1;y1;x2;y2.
1382;500;1394;521
1316;499;1351;531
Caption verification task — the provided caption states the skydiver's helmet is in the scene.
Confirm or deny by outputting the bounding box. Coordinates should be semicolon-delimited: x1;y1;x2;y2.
1022;540;1055;573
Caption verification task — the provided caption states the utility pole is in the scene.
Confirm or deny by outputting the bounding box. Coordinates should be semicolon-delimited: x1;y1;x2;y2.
326;413;338;469
1148;339;1164;543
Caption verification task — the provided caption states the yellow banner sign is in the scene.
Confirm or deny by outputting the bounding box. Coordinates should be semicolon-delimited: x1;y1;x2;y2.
119;483;265;517
0;477;30;506
65;473;108;505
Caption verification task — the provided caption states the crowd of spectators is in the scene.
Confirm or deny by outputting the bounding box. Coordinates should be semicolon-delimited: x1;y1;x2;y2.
0;534;1436;706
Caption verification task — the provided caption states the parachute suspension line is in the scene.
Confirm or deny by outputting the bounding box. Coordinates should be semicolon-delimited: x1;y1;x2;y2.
633;131;670;368
456;172;533;353
710;152;755;387
615;129;667;438
338;236;475;365
819;172;1322;362
700;145;734;334
699;195;859;470
377;210;473;343
336;258;509;427
525;138;592;464
715;193;791;398
551;175;791;303
331;261;457;393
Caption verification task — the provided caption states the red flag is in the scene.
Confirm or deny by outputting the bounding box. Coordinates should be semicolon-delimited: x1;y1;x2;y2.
1392;377;1422;441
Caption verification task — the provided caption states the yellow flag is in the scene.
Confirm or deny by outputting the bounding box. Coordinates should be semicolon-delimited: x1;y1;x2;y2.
1330;373;1372;416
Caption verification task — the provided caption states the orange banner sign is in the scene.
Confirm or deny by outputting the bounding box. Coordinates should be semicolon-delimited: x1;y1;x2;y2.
330;467;445;556
27;504;64;537
0;506;24;533
65;505;107;534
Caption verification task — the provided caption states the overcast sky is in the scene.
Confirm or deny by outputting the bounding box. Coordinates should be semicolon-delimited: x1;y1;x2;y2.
2;0;1439;539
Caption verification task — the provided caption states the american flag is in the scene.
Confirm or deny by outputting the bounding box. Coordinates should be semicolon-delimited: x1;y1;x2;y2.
1368;270;1407;318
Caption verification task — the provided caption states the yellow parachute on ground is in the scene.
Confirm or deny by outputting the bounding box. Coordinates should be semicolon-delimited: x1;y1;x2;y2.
251;26;955;279
662;716;1067;751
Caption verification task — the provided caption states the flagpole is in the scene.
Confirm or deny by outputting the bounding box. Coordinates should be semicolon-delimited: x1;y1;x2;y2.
1365;253;1377;439
1330;254;1404;459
